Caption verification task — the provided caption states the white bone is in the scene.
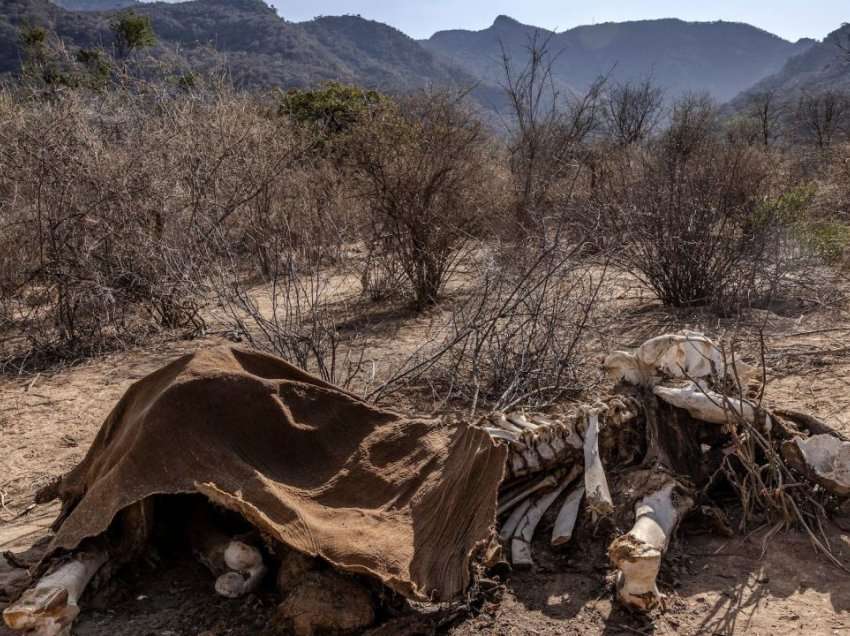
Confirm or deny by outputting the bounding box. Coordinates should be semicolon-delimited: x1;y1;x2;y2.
507;413;538;431
785;434;850;496
214;541;266;598
583;411;613;517
605;331;755;388
551;484;584;546
529;415;556;427
3;549;107;636
608;482;693;610
511;466;581;567
653;383;755;424
489;413;524;435
499;498;532;542
497;473;559;515
482;427;520;443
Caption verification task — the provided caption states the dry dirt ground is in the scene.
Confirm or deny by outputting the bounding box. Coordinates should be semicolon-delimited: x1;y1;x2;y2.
3;272;850;635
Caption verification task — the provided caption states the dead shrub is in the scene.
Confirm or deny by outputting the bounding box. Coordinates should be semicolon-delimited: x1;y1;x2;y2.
594;94;792;310
500;34;604;239
348;90;494;310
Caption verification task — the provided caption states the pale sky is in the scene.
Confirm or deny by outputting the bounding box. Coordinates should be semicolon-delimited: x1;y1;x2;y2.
275;1;846;42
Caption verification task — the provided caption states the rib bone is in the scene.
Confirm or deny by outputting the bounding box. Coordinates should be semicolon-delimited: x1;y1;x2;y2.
499;498;532;542
497;473;559;515
608;481;694;610
507;413;538;431
510;465;582;567
551;484;584;546
3;548;108;636
583;410;613;517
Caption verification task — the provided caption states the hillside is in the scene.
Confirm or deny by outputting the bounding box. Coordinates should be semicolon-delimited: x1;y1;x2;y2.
0;0;487;95
731;23;850;104
52;0;136;10
424;16;814;102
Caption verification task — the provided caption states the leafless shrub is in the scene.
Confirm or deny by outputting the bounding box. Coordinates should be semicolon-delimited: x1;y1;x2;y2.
369;218;605;412
500;34;605;238
742;89;788;148
348;90;494;310
602;78;664;146
430;249;605;413
0;84;321;371
594;94;792;310
795;90;850;149
207;227;366;389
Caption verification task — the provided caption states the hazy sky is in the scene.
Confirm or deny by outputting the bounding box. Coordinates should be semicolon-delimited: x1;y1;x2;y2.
275;1;846;42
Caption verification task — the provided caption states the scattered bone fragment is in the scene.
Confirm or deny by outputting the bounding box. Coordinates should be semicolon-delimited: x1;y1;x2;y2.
583;410;613;517
653;383;755;425
551;484;584;546
782;434;850;497
608;480;694;610
276;570;374;636
3;548;107;636
510;466;582;567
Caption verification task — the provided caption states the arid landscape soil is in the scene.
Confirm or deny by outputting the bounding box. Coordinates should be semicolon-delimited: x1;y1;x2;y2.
3;272;850;635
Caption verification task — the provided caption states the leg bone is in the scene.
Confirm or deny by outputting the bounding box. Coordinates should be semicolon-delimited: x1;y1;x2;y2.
583;410;613;518
608;481;693;610
3;548;107;636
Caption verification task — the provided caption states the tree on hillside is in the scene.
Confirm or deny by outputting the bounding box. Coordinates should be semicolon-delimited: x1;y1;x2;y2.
280;82;384;135
796;91;850;149
111;11;156;59
743;89;787;147
603;78;664;146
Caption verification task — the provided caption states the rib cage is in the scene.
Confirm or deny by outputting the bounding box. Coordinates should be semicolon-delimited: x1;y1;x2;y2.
483;395;642;480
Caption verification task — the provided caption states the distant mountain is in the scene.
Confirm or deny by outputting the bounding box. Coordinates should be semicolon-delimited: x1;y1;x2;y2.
731;23;850;104
0;1;826;114
0;0;491;97
424;16;814;102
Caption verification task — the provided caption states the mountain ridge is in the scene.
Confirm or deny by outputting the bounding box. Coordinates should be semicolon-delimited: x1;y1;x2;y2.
424;16;815;102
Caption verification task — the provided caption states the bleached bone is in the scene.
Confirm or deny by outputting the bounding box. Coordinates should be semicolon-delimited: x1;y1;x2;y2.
583;410;613;518
608;481;694;610
504;415;583;479
499;498;532;542
497;473;559;515
3;548;108;636
782;434;850;497
186;501;267;599
511;465;582;567
653;383;755;425
551;484;584;546
507;413;538;431
605;331;755;388
482;427;520;443
214;541;267;598
488;413;524;435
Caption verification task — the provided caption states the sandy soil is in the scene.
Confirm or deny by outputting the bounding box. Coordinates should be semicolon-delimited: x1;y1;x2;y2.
3;271;850;635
